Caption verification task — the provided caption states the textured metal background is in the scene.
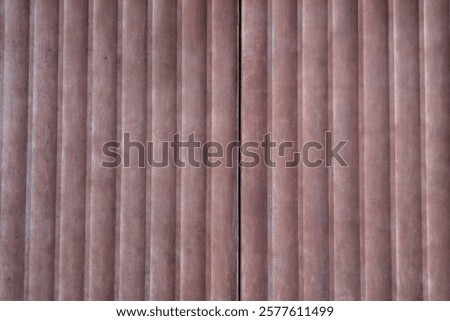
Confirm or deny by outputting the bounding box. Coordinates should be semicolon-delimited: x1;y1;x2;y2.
0;0;449;301
241;0;450;300
0;0;238;300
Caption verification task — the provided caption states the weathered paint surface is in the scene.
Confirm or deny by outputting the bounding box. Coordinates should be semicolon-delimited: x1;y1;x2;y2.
0;0;449;301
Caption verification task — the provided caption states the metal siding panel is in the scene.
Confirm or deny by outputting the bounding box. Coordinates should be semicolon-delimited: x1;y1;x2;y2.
56;0;88;301
302;0;330;300
178;0;208;300
360;0;392;300
391;0;422;300
149;0;178;300
270;0;299;301
0;0;30;300
422;0;450;300
26;0;59;300
85;0;118;300
241;0;269;300
330;0;360;300
209;0;238;300
116;0;147;300
240;0;450;301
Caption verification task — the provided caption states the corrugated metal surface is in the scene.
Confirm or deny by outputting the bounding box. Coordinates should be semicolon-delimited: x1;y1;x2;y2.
241;0;450;300
0;0;238;300
0;0;449;301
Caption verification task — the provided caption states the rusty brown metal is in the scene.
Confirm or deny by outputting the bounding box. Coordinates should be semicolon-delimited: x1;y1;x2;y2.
0;0;238;300
0;0;449;301
240;0;450;301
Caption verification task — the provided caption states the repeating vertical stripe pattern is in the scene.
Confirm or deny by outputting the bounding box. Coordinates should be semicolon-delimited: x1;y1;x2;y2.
240;0;450;300
0;0;449;301
0;0;238;300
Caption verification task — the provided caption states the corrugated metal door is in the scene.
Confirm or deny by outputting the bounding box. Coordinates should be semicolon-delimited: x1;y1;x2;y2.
0;0;449;301
0;0;238;300
241;0;450;300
